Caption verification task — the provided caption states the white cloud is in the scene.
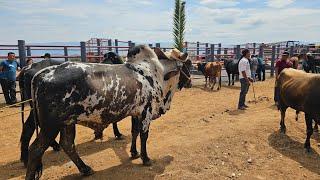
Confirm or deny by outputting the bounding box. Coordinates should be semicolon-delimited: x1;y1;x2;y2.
199;0;240;8
266;0;295;8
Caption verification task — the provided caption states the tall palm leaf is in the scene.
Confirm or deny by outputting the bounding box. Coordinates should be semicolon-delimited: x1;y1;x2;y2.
173;0;186;51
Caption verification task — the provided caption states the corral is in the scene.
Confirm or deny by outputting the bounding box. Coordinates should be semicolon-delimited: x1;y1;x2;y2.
0;76;319;179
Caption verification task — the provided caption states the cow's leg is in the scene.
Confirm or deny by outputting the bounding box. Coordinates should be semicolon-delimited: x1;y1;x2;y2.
295;111;299;121
232;74;235;85
140;127;151;166
212;77;216;90
205;76;208;88
280;107;287;133
314;120;318;132
227;73;231;86
112;123;123;140
25;129;59;180
20;113;35;167
94;127;104;140
304;113;313;152
130;116;140;159
60;124;94;176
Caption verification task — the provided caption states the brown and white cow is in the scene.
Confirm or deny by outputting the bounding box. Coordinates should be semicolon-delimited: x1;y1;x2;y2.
277;68;320;152
25;45;190;179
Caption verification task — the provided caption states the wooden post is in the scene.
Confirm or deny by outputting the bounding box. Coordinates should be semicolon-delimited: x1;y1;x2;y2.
196;41;200;56
64;47;68;62
210;44;215;61
253;43;256;55
156;43;161;48
271;45;276;77
107;39;112;51
80;41;86;62
18;40;26;67
259;44;263;58
26;46;31;57
115;39;119;54
236;45;241;59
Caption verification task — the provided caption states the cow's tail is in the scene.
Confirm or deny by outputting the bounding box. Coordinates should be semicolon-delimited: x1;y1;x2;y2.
31;79;39;138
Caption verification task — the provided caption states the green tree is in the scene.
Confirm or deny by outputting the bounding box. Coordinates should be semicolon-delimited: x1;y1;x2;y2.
173;0;186;51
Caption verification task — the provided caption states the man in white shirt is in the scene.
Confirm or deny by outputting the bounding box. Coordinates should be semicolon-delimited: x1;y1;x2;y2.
238;49;253;110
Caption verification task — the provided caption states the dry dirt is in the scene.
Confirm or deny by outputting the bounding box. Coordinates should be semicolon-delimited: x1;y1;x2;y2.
0;77;320;180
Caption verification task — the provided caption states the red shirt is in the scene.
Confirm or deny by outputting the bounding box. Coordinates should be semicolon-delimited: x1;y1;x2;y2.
276;59;292;74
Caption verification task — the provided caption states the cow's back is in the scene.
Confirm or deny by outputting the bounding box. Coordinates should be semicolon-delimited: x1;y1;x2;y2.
278;68;320;113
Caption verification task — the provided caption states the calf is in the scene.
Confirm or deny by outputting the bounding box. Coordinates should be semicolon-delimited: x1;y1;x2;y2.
278;68;320;152
204;62;222;90
25;45;190;179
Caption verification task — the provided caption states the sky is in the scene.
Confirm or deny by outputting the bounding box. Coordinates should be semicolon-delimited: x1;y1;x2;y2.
0;0;319;45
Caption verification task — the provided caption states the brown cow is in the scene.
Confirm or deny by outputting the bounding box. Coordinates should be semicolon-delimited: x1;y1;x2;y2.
278;68;320;152
204;62;222;90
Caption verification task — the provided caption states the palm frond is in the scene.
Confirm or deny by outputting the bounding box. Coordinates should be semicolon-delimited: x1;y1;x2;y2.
173;0;186;51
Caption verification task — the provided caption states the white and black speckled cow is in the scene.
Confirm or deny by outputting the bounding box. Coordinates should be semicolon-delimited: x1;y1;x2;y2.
18;54;125;167
25;45;191;179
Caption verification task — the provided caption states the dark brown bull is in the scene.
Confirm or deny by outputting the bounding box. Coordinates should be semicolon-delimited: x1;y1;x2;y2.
278;68;320;152
204;62;222;90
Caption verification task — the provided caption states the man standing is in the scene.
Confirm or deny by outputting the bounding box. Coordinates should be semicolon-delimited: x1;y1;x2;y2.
257;56;265;81
274;51;292;105
0;52;20;105
238;49;253;110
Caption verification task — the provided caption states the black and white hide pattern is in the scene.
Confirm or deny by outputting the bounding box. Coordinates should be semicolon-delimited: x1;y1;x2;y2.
25;45;190;179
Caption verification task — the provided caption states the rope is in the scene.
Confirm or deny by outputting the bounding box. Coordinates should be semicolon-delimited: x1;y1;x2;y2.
0;108;32;118
0;99;32;110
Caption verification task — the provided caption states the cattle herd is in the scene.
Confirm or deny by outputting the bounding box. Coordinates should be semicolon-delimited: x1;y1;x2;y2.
3;45;320;179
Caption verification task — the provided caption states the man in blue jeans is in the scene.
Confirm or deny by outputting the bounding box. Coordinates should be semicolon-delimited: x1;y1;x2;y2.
0;52;20;105
238;49;253;110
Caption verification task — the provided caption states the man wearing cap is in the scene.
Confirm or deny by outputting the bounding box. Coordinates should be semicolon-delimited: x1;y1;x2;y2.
274;51;292;105
0;52;20;105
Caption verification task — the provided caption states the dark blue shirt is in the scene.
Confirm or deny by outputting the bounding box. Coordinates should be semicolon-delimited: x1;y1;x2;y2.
0;60;19;81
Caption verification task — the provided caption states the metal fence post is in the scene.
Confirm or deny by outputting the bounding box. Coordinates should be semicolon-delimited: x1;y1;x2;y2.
18;40;26;67
115;39;119;54
236;45;241;59
196;42;200;56
156;43;161;48
253;43;256;55
128;41;132;47
26;46;31;57
205;43;209;60
97;39;101;62
271;45;276;77
80;41;86;62
184;42;188;52
277;45;280;58
290;46;294;56
210;44;215;61
107;39;112;51
64;47;68;62
217;43;222;55
224;48;228;55
131;42;135;47
148;44;153;48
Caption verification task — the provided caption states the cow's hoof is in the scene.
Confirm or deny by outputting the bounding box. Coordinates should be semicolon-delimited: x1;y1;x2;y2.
115;134;124;140
131;152;140;159
280;128;286;134
143;159;152;166
81;166;94;176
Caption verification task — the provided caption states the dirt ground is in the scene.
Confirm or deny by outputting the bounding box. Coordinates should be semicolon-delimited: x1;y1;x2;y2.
0;77;320;180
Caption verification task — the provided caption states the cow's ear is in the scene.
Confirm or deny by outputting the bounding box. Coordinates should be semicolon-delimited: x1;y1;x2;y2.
154;48;170;60
180;52;188;61
164;70;179;81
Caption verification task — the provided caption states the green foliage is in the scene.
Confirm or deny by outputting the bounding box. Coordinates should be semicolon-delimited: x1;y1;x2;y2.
173;0;186;51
